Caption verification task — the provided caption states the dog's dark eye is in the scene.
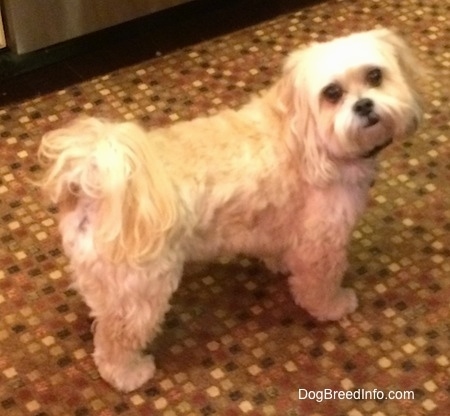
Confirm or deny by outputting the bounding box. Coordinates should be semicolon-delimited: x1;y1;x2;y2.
322;83;344;104
366;68;383;87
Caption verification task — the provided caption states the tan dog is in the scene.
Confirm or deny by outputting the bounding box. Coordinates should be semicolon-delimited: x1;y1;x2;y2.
38;28;422;392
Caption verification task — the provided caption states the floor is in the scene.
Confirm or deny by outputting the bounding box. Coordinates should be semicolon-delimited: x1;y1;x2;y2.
0;0;321;106
0;0;449;415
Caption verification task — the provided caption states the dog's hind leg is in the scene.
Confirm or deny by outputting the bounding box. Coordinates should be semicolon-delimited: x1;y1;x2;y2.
77;261;182;392
285;242;358;321
93;317;157;392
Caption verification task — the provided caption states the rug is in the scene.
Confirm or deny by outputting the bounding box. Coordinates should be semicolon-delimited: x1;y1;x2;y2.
0;0;449;415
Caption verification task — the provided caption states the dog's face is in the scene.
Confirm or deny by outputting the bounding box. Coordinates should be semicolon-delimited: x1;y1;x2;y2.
277;29;423;178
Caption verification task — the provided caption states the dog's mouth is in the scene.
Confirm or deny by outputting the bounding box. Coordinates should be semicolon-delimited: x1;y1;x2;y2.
361;137;393;159
364;113;380;128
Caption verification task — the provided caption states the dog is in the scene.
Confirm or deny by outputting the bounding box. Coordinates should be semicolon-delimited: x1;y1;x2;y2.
37;28;422;392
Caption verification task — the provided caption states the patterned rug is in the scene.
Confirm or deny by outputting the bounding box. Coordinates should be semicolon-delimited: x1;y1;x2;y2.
1;0;449;415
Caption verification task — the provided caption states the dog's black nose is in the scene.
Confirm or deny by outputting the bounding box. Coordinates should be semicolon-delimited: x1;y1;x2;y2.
353;98;374;117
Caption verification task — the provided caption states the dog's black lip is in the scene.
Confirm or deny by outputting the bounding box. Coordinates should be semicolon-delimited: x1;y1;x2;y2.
365;113;380;127
362;138;393;159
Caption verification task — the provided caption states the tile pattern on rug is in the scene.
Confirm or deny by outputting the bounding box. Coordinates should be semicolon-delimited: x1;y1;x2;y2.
1;0;449;415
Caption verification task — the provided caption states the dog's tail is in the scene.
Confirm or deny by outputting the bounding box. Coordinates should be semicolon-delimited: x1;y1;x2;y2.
38;117;178;266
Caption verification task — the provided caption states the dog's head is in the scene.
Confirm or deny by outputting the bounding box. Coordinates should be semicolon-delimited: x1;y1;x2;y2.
275;28;423;183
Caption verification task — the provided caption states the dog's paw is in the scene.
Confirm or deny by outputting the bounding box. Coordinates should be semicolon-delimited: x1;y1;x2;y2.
313;288;358;322
95;352;155;392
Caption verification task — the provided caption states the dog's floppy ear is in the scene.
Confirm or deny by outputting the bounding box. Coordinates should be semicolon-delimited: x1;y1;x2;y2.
372;28;424;88
272;48;336;185
372;28;424;120
38;117;178;266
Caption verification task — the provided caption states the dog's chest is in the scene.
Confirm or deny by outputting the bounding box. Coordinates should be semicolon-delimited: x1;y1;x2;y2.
300;182;369;242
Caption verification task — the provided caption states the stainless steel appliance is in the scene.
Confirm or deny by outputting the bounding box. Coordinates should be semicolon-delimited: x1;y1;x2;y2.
1;0;192;54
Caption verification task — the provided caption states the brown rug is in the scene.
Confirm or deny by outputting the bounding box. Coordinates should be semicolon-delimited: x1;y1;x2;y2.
1;0;449;415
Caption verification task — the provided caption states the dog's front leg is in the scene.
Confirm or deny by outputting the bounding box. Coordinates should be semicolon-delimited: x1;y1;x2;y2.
285;241;357;321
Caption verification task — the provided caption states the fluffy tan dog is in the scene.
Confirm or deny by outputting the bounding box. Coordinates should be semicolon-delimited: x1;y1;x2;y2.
38;28;422;392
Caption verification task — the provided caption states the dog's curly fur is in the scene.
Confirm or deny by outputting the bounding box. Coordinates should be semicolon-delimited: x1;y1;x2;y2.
37;28;422;392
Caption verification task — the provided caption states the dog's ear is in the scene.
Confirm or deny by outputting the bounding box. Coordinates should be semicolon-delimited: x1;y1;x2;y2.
372;28;424;88
272;48;337;185
371;28;424;120
38;117;178;266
